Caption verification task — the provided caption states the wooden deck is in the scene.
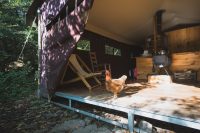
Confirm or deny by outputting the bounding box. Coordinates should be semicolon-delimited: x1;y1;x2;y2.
55;81;200;132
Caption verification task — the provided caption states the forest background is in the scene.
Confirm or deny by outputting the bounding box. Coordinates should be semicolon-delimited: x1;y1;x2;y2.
0;0;38;101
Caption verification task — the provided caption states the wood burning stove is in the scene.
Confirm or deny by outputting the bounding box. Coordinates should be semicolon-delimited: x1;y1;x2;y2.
153;54;170;68
152;52;171;75
151;10;171;75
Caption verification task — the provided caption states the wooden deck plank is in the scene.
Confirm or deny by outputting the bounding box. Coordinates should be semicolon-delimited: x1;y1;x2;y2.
59;82;200;123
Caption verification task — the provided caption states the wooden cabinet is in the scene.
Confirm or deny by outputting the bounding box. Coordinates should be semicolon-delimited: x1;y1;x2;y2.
136;57;153;79
136;51;200;81
170;52;200;71
167;26;200;53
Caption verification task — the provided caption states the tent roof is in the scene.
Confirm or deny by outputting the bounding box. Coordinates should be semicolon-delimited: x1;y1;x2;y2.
85;0;200;45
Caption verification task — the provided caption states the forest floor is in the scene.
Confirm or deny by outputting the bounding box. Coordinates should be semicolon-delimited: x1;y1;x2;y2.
0;94;128;133
0;61;127;133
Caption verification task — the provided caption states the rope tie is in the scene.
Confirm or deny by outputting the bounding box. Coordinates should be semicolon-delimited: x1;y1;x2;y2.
18;16;37;60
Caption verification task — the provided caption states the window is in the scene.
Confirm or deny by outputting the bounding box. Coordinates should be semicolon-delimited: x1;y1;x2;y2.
114;48;121;56
77;40;90;51
105;45;113;55
105;45;121;56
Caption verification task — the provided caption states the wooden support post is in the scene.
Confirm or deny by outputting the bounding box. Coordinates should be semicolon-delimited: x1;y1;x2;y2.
153;15;157;53
75;0;78;13
66;6;68;17
37;8;42;98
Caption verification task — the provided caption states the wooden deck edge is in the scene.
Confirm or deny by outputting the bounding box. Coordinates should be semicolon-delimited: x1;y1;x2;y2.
54;91;200;131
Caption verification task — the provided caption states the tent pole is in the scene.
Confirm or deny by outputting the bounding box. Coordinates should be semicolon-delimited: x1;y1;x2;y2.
153;15;157;54
37;9;41;98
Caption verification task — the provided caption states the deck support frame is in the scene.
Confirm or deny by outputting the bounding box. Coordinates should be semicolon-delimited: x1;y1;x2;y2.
53;91;200;132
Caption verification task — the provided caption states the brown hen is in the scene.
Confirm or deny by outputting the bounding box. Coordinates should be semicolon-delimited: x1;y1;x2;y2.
105;70;127;98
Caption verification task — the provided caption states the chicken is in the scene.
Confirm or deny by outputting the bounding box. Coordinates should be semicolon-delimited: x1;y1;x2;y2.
105;70;127;98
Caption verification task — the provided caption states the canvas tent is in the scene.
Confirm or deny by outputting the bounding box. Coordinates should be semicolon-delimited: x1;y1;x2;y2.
27;0;94;98
85;0;200;44
27;0;200;98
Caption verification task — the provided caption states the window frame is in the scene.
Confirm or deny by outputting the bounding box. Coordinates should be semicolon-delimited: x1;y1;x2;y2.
76;39;91;52
105;44;121;56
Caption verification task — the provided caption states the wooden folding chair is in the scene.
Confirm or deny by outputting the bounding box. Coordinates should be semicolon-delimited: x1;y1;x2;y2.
61;54;101;91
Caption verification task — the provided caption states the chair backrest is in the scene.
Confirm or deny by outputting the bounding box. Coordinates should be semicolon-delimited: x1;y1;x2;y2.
69;54;88;76
89;52;98;72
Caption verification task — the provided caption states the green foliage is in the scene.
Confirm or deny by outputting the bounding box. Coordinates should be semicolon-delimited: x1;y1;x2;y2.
0;51;11;62
0;0;38;101
77;40;91;51
0;0;37;71
0;64;37;101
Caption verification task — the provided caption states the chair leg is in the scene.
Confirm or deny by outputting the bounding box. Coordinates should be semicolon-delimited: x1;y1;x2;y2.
79;76;92;91
94;77;101;86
